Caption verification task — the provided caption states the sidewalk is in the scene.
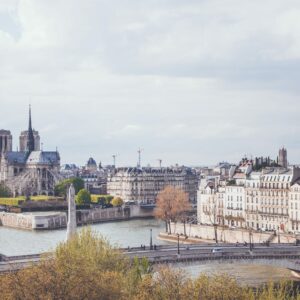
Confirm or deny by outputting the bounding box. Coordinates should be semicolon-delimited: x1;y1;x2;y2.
158;232;216;244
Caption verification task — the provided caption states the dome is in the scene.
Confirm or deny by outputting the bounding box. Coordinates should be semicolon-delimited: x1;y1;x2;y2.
87;157;97;166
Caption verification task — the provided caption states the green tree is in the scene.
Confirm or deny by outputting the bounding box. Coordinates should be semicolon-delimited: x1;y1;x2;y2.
55;178;84;197
0;183;10;197
76;189;91;205
111;197;124;207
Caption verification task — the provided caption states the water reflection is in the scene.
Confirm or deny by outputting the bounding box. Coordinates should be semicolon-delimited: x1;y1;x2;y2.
173;262;300;286
0;219;167;255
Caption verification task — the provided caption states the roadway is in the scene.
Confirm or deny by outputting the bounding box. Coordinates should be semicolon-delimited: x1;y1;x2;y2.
2;243;300;273
124;243;300;263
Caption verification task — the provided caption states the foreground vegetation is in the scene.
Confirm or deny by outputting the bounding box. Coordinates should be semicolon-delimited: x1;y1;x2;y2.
0;195;64;206
0;229;299;300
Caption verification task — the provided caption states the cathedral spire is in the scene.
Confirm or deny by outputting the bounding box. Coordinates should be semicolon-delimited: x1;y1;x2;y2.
27;105;35;152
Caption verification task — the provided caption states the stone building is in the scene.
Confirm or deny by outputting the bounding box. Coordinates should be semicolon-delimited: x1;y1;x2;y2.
278;147;288;168
197;159;300;234
107;166;198;204
258;167;296;232
86;157;97;172
245;172;261;230
19;129;40;151
197;177;225;226
0;107;61;196
289;180;300;233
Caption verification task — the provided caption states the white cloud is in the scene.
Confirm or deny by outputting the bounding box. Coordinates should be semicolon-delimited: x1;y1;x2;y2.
0;0;299;166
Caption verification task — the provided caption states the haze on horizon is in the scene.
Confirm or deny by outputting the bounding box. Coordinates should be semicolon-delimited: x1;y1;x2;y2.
0;0;299;167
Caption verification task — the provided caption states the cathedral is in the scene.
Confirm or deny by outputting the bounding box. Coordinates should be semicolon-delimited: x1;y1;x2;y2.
0;107;62;196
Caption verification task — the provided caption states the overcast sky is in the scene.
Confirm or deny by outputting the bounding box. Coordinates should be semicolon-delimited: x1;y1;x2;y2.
0;0;300;167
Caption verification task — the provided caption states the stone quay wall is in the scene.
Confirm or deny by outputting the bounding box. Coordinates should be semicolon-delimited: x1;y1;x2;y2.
77;207;130;224
0;212;66;230
0;212;33;230
170;223;296;244
0;206;132;230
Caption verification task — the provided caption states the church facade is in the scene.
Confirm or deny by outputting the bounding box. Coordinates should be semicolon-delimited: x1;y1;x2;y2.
0;107;62;196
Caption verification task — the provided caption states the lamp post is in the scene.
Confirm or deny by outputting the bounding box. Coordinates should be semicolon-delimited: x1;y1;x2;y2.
150;228;153;250
177;234;180;255
249;229;253;251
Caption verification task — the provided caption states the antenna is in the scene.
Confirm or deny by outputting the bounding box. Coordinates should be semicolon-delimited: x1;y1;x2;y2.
158;159;162;168
137;148;143;168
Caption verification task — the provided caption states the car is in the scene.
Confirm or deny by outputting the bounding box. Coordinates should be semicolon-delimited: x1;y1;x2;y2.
212;247;223;254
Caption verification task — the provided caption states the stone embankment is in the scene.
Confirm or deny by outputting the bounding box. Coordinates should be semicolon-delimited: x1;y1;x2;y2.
163;223;297;244
0;205;153;230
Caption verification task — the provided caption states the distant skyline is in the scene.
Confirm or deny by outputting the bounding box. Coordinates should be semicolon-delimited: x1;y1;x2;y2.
0;1;300;166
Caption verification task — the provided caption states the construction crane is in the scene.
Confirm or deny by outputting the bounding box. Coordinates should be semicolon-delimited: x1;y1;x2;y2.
157;159;162;168
137;148;143;168
112;154;118;167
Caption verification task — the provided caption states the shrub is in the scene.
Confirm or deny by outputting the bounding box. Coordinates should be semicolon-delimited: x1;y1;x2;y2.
111;197;124;207
76;189;91;205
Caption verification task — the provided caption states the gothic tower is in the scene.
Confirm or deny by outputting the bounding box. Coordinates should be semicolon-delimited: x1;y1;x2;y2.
19;106;40;152
278;147;288;168
0;130;12;155
27;105;35;152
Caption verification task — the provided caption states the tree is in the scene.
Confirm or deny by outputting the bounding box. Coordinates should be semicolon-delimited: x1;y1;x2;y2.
154;186;190;234
55;178;84;197
0;183;10;197
111;197;124;207
76;189;91;205
203;195;219;243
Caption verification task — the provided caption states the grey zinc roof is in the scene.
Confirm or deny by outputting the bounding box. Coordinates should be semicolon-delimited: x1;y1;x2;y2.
5;151;27;164
26;151;60;165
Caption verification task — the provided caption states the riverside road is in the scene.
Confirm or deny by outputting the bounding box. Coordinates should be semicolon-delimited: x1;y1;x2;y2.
2;243;300;273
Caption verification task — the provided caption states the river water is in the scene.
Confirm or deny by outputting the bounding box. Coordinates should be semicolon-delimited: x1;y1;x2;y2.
0;219;298;286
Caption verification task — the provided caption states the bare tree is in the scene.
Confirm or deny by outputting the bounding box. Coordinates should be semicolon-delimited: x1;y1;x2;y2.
202;195;219;243
154;186;190;234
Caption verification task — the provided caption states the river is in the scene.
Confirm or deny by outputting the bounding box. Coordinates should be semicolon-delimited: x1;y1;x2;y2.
0;219;298;286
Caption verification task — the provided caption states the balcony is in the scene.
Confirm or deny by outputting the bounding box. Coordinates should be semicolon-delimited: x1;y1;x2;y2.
259;211;288;217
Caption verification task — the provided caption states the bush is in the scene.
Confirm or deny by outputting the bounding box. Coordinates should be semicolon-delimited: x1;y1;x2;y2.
91;195;114;208
0;197;23;206
0;196;63;207
111;197;124;207
76;189;91;205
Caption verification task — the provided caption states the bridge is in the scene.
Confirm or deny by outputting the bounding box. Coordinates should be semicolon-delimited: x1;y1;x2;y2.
2;244;300;274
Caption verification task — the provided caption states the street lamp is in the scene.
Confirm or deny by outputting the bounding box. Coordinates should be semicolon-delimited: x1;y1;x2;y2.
150;228;153;250
249;229;253;251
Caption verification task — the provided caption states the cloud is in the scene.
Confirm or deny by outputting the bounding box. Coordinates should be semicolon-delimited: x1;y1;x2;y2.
0;0;299;166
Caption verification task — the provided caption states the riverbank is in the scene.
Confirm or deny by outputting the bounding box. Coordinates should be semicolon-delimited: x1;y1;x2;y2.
0;205;154;230
169;222;298;244
158;232;215;244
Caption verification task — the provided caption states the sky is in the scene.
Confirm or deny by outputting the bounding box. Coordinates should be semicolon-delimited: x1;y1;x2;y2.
0;0;300;167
